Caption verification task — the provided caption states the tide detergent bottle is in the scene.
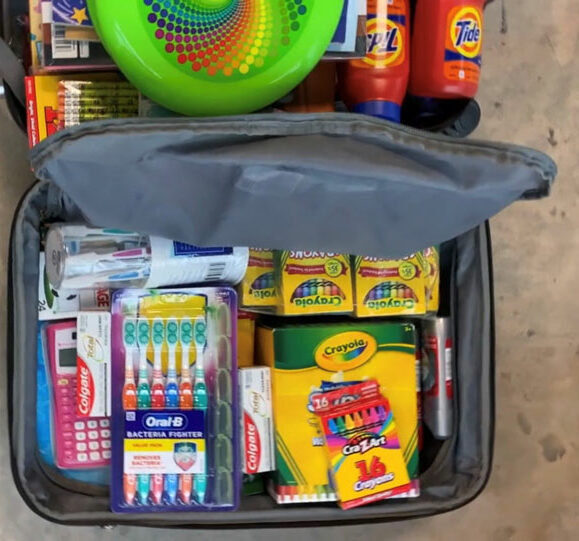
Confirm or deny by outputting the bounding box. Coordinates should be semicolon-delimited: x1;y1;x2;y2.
409;0;485;99
338;0;410;123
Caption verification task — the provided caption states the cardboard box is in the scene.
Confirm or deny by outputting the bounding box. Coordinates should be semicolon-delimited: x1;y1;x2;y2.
275;251;354;316
240;367;275;474
256;320;419;503
239;248;278;308
76;311;111;417
237;310;256;368
353;254;428;317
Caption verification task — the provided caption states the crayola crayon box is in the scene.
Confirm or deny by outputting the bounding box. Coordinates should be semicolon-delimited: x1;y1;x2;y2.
312;380;411;509
275;251;354;316
237;310;256;368
353;253;428;317
256;320;419;504
423;247;440;313
239;248;278;309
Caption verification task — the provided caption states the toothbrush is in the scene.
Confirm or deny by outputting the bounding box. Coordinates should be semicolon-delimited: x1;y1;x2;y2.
122;318;137;505
136;318;151;505
150;318;165;408
150;318;165;504
164;318;180;504
179;318;193;409
178;317;193;504
122;318;138;411
193;315;208;504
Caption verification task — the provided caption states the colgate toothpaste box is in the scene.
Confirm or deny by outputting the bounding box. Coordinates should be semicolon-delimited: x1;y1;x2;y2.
77;312;111;417
240;367;275;474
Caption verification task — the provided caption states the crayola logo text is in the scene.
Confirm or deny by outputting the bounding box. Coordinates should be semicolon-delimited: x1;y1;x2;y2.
315;332;377;372
293;295;342;308
253;289;276;299
366;298;415;310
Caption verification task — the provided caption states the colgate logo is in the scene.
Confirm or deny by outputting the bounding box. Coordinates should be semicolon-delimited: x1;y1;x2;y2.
77;359;95;416
244;412;261;474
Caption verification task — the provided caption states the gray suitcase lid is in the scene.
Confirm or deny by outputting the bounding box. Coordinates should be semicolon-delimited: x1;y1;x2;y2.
29;113;556;257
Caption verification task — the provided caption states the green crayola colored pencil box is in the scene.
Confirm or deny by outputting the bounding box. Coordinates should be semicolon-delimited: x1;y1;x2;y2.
256;320;420;504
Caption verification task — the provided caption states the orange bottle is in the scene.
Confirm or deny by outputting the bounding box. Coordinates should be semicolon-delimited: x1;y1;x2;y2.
338;0;410;123
409;0;485;99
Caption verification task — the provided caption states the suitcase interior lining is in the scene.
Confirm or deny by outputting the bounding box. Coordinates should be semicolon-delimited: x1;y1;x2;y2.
9;181;493;525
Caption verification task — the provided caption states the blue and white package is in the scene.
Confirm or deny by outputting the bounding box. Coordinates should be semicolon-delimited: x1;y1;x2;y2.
327;0;364;54
45;223;249;290
110;287;240;513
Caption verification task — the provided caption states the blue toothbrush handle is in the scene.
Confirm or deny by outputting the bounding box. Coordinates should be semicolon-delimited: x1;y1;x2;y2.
165;381;179;408
166;474;178;504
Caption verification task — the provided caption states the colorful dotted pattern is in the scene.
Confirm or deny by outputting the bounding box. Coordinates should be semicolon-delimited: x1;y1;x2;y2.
141;0;311;79
291;279;345;301
363;282;417;304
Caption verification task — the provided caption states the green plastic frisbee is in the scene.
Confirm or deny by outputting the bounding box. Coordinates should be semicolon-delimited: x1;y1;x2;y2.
87;0;343;116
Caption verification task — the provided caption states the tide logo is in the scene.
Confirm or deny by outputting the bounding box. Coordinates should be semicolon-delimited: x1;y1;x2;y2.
365;18;405;67
450;7;482;58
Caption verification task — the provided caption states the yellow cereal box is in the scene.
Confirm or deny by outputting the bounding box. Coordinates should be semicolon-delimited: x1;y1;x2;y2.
239;248;278;308
353;254;427;317
256;321;419;504
275;251;354;315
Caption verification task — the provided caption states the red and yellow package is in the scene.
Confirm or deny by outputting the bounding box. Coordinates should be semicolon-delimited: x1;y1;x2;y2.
312;380;411;510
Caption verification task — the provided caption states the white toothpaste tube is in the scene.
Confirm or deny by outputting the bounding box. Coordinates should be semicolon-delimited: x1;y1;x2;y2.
240;367;275;474
77;312;111;418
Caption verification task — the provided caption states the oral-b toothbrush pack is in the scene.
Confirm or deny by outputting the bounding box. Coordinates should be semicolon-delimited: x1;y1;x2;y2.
110;287;240;513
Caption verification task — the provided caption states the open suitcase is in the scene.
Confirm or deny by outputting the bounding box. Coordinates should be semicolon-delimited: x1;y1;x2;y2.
2;0;557;529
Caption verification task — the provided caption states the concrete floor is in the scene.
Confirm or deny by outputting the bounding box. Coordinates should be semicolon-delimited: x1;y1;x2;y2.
0;0;577;539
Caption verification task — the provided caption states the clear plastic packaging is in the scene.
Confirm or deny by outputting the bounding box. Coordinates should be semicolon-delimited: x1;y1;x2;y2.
45;224;249;290
110;287;239;512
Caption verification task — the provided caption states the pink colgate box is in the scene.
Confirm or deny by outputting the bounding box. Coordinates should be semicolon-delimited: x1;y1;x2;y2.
240;367;275;474
77;312;111;417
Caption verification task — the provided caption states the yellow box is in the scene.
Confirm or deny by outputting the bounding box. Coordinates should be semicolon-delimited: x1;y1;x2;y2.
353;254;427;317
256;321;419;503
239;248;278;308
237;310;255;368
423;247;440;313
275;251;354;315
314;381;411;509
